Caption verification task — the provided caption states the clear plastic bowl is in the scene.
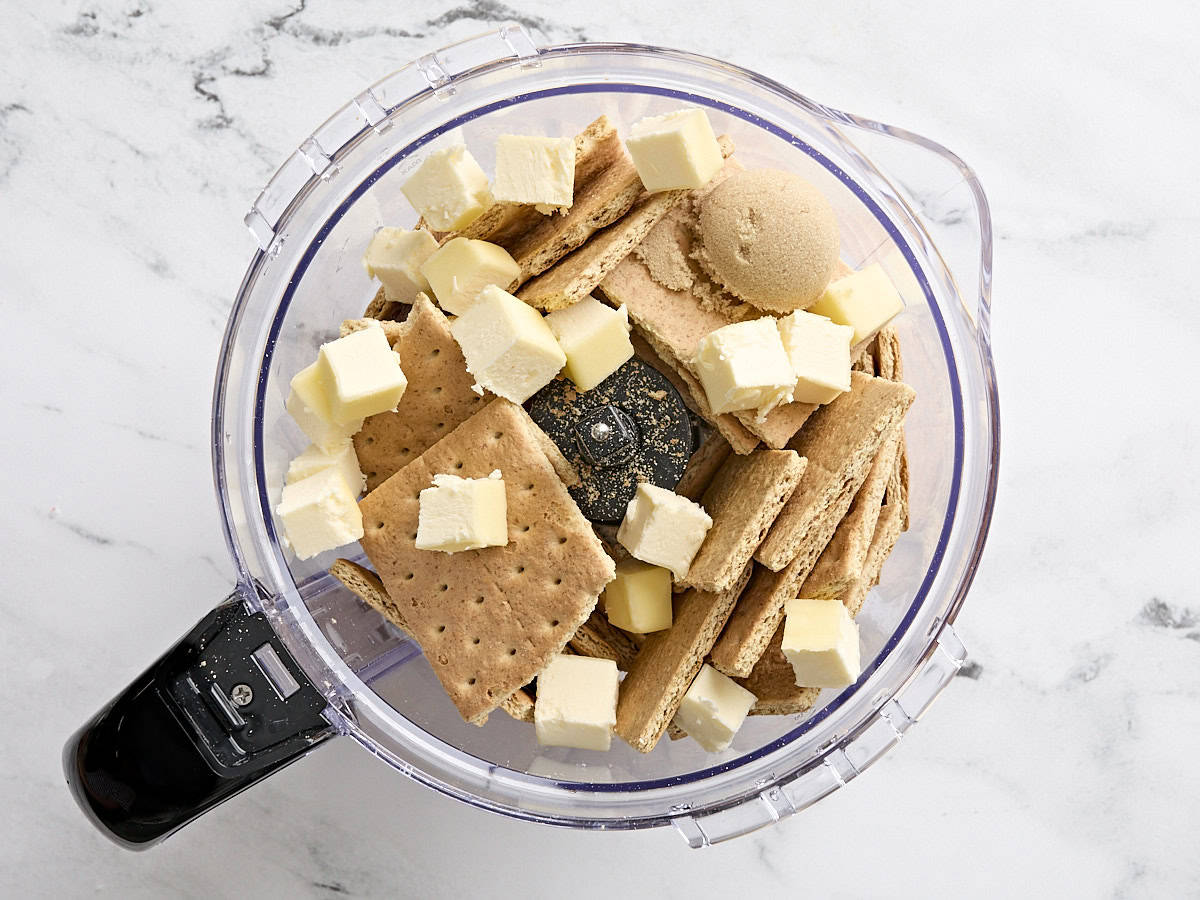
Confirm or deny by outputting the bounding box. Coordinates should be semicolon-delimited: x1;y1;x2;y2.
214;26;998;845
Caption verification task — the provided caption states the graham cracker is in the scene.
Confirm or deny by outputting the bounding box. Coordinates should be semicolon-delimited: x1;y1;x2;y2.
353;295;490;492
358;399;615;723
682;450;807;594
732;402;817;451
568;610;641;671
329;558;535;723
675;430;732;502
340;317;406;343
842;500;905;618
875;325;903;381
800;424;902;600
756;373;915;571
329;558;409;633
874;325;910;531
710;375;914;676
629;329;760;455
615;563;753;752
363;285;408;321
736;622;821;716
517;187;689;311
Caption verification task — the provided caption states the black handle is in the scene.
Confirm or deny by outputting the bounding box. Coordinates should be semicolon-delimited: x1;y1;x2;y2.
63;590;337;849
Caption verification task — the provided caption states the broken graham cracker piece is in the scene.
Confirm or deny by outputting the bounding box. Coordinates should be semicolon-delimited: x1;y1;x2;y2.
353;295;490;492
682;450;807;594
630;330;760;455
330;558;536;723
329;558;409;633
736;623;821;717
518;187;689;311
756;372;915;571
363;285;408;321
615;563;753;753
800;424;902;601
358;399;615;724
340;317;406;343
675;430;732;502
842;500;905;618
874;324;910;531
568;610;641;671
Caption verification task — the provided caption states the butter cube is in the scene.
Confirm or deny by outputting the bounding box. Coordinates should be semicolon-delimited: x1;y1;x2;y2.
534;655;619;751
493;134;575;211
694;317;796;416
603;558;673;633
781;597;861;688
285;440;365;494
362;227;439;304
625;108;724;192
276;467;363;560
414;470;508;553
450;285;567;403
544;295;634;391
316;323;408;424
401;145;493;231
777;310;854;405
617;483;712;580
673;664;756;752
286;363;362;452
420;237;521;316
807;264;904;346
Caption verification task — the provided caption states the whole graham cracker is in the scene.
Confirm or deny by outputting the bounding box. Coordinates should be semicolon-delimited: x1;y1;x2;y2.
329;558;535;722
736;622;821;717
358;400;615;723
675;430;733;502
353;295;491;492
756;373;915;571
682;450;807;594
800;424;902;600
615;563;753;753
629;329;760;455
842;501;905;618
568;610;641;671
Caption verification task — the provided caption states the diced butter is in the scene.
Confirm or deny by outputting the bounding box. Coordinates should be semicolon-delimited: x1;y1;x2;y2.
450;285;567;404
420;237;521;316
673;664;756;752
603;558;673;634
777;310;854;405
276;466;363;560
781;597;861;688
286;363;362;452
316;322;408;424
694;317;796;416
534;655;619;751
414;470;508;553
401;145;493;231
362;227;439;304
617;482;713;580
544;295;634;391
807;263;904;346
625;108;724;192
493;134;575;211
285;440;365;494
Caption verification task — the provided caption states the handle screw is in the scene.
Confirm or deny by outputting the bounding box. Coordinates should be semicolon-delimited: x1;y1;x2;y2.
230;683;254;707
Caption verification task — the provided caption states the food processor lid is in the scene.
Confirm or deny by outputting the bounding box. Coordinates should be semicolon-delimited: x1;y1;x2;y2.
204;25;997;844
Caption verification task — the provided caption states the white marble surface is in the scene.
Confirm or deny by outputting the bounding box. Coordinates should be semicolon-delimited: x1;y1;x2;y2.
3;0;1198;896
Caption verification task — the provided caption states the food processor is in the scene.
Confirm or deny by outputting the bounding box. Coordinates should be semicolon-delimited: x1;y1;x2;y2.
63;25;999;849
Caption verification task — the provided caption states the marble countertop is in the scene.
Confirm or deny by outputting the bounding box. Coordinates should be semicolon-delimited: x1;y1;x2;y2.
3;1;1198;896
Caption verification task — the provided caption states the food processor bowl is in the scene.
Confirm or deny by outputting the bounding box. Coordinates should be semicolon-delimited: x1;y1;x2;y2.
64;25;998;849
